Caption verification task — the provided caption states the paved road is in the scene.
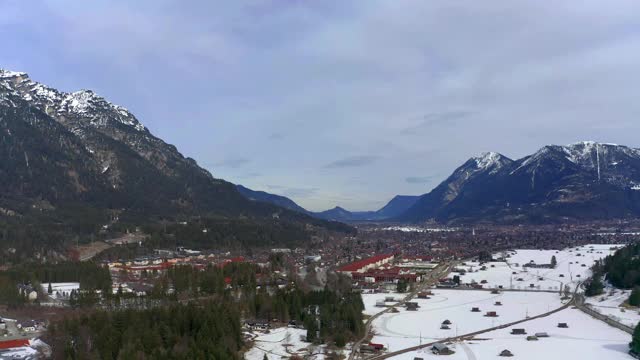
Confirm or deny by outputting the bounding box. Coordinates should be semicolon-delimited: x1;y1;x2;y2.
348;262;454;360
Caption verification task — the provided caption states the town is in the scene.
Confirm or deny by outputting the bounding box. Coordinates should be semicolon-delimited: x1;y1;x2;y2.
1;222;639;359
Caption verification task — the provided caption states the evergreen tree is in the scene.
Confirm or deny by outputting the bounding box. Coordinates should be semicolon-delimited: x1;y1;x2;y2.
630;287;640;307
585;274;604;297
396;280;408;293
550;256;557;268
48;282;53;295
631;322;640;355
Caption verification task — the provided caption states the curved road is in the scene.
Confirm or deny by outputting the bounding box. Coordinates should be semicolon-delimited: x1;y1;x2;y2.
349;262;454;360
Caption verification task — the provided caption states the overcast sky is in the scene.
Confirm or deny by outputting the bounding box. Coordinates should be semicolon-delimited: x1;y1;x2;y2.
3;1;640;211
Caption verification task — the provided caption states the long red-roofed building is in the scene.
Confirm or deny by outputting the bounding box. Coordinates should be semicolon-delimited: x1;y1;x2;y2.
0;339;30;350
338;254;394;274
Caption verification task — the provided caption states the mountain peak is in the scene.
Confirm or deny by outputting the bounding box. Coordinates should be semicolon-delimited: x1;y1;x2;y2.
0;69;146;133
0;69;27;79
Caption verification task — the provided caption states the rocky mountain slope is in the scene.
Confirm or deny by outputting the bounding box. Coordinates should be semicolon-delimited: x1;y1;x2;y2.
0;69;339;231
399;142;640;223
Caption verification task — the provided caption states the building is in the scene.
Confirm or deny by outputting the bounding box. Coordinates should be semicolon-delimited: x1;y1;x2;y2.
431;343;454;355
406;302;419;311
339;254;394;274
499;349;514;357
511;328;527;335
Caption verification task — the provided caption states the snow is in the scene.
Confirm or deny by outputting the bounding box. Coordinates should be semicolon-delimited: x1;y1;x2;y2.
40;282;80;299
370;290;566;352
473;152;509;172
244;327;349;360
362;293;401;316
0;69;27;79
450;245;621;292
380;226;458;233
390;308;632;360
585;286;640;328
632;185;640;190
0;345;38;358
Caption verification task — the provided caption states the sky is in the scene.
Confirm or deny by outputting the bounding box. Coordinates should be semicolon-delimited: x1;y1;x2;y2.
2;1;640;211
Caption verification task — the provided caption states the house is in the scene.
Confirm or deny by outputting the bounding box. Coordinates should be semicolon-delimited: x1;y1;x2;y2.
360;345;376;353
526;336;538;341
558;323;569;328
406;302;419;311
471;307;481;312
442;319;452;325
375;300;386;307
417;291;431;299
511;328;527;335
245;320;270;331
499;349;514;357
485;311;498;317
369;343;384;351
440;324;451;330
431;343;454;355
414;358;424;360
495;301;503;306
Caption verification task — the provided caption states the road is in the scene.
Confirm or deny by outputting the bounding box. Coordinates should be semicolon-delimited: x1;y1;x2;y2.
363;284;580;360
348;261;455;360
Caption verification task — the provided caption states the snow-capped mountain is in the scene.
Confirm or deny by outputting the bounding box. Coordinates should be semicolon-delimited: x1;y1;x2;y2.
0;68;328;224
399;142;640;223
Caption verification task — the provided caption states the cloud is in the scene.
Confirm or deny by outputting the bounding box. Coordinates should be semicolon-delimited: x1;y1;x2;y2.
324;155;380;169
401;111;472;135
7;1;640;210
405;176;437;184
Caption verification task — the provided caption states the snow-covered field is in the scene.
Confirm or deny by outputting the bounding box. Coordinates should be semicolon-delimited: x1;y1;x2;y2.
390;308;632;360
40;282;80;298
362;293;401;316
451;244;621;292
244;327;349;360
370;289;566;352
586;286;640;328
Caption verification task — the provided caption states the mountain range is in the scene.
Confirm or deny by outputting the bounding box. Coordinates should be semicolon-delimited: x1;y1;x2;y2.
236;185;418;222
3;68;640;228
0;68;349;235
239;142;640;224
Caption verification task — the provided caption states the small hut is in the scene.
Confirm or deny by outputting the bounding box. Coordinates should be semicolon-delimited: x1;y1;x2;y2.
499;349;514;357
442;319;452;325
511;328;526;335
471;307;481;312
431;343;454;355
495;301;503;306
526;336;538;341
485;311;498;317
440;324;451;330
406;302;419;311
558;323;569;328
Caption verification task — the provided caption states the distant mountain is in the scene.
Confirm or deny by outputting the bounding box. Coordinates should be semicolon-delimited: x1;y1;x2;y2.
236;185;307;213
236;184;418;222
399;142;640;223
0;68;348;235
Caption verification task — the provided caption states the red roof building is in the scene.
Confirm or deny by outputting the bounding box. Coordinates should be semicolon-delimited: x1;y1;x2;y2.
0;339;30;350
338;254;394;273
